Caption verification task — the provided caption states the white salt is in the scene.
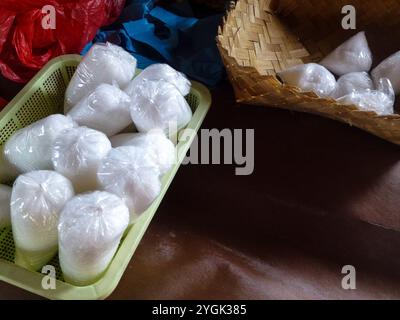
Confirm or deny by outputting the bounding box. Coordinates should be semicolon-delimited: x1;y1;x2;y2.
64;43;137;113
51;127;112;193
58;191;129;286
125;63;191;96
321;31;373;76
11;170;74;271
68;84;133;137
278;63;336;97
97;146;161;223
371;50;400;95
110;130;176;175
4;115;76;173
331;72;374;99
337;78;395;115
129;79;192;133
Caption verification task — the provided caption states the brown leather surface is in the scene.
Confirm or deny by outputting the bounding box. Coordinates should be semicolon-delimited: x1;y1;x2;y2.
1;82;400;299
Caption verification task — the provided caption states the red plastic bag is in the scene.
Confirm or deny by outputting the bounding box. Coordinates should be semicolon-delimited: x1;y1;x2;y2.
0;97;8;110
0;0;125;83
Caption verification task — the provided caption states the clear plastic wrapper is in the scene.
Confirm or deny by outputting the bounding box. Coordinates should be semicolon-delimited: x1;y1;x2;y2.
51;127;112;193
58;191;129;286
330;72;374;99
68;84;133;137
321;31;373;76
0;146;19;183
0;184;12;229
110;130;176;175
278;63;336;97
4;114;76;173
97;146;161;223
64;43;137;113
125;63;191;96
371;50;400;95
337;78;395;115
11;170;75;271
129;79;192;133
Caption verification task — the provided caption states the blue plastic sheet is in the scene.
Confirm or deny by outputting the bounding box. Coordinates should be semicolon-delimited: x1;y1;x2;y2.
82;1;225;86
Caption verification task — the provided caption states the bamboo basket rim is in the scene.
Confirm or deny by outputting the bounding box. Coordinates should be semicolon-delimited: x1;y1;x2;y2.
217;0;400;121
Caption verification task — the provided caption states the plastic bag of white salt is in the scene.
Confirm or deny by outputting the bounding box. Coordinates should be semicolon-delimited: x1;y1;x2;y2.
129;79;192;133
11;170;74;271
330;72;374;99
110;129;176;175
4;115;76;173
321;31;373;76
371;50;400;95
58;191;129;286
278;63;336;97
125;64;191;96
337;78;395;115
97;146;161;223
64;43;137;113
51;127;112;193
67;84;132;137
0;184;12;229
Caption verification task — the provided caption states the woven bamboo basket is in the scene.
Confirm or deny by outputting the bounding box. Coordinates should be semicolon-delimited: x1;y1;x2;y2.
217;0;400;144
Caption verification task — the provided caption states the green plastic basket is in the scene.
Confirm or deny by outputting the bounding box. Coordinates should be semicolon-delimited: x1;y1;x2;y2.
0;54;211;300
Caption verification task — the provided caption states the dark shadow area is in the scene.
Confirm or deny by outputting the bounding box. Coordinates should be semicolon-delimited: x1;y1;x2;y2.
167;81;400;230
0;75;23;102
153;81;400;296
